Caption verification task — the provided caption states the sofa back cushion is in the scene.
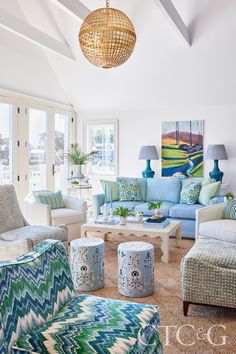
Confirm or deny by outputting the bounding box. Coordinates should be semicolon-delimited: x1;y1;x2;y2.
0;240;75;353
146;178;181;203
0;185;25;234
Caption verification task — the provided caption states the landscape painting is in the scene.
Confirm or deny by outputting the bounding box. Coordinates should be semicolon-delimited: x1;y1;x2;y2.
162;120;204;177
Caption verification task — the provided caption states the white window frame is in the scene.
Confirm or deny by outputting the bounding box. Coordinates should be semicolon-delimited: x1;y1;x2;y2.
0;88;77;204
83;120;119;176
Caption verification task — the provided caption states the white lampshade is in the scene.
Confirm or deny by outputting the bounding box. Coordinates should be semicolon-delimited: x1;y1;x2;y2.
138;146;159;160
206;145;228;160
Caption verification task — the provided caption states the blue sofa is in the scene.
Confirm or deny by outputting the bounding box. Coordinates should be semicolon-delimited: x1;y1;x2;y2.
93;178;223;239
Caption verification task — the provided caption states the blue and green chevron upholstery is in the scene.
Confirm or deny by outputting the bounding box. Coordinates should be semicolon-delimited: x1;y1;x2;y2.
0;240;75;354
224;199;236;219
0;240;162;354
13;294;162;353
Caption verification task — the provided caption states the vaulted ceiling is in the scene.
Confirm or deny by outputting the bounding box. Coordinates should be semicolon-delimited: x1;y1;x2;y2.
0;0;235;110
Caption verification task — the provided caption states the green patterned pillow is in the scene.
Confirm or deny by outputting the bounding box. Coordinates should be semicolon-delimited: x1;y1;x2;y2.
180;182;202;205
34;191;65;209
117;178;142;202
224;200;236;219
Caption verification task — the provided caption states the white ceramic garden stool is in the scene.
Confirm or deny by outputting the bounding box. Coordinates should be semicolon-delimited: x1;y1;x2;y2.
70;238;104;291
118;241;154;298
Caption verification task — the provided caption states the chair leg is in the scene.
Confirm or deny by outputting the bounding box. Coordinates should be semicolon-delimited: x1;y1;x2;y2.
183;301;189;316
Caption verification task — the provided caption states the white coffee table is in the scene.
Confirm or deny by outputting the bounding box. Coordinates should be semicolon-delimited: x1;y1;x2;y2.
81;220;181;263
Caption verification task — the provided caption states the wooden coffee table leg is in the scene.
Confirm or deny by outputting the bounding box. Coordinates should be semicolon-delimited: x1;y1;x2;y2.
175;227;182;248
161;235;169;263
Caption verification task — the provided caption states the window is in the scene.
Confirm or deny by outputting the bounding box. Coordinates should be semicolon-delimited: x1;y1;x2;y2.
84;120;118;176
0;89;76;204
28;108;47;192
0;102;13;184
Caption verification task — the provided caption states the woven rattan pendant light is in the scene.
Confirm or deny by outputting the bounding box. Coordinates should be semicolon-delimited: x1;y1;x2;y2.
79;0;136;68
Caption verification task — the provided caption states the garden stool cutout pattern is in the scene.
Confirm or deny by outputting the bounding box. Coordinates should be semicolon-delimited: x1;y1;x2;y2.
70;238;104;291
118;241;154;297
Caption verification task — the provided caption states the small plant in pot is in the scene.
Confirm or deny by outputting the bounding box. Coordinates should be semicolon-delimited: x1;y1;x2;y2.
65;144;97;179
113;207;134;225
148;201;163;220
136;211;144;222
224;192;234;202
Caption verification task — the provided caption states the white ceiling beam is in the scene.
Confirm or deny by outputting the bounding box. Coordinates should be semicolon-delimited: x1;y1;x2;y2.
51;0;90;20
0;8;75;60
153;0;191;46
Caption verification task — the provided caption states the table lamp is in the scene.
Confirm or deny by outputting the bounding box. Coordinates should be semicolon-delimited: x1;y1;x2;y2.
206;144;228;182
138;145;159;178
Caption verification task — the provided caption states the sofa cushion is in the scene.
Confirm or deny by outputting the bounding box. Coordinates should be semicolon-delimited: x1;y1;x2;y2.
169;203;205;220
0;185;25;234
146;178;181;203
117;178;142;202
13;294;162;353
51;208;84;225
101;180;119;202
118;177;147;201
180;182;202;205
100;201;142;214
198;181;221;206
0;225;67;244
199;220;236;243
135;202;175;217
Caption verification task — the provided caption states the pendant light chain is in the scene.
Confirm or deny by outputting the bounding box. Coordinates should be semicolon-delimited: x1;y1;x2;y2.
106;0;110;8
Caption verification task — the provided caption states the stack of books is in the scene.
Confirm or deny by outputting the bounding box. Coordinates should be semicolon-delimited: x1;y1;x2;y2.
143;217;170;228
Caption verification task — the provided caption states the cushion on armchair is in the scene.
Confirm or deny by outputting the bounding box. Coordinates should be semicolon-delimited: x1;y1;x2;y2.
13;295;162;353
33;190;65;209
224;199;236;220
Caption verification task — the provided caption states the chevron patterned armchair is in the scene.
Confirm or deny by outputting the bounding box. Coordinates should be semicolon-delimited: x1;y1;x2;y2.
0;239;162;354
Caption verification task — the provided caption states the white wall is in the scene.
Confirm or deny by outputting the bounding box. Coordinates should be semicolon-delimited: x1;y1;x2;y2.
79;106;236;195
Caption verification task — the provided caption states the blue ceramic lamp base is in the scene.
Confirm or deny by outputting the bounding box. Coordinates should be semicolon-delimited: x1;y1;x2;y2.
209;160;223;183
142;160;155;178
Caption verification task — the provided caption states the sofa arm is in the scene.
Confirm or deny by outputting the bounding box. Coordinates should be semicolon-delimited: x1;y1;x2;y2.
209;195;225;205
93;193;105;219
63;196;87;217
195;203;226;239
24;199;51;226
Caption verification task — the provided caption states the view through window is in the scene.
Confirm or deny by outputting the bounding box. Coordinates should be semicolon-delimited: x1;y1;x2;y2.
85;121;118;175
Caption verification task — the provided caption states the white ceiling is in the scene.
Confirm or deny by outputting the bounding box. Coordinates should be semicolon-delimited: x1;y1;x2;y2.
0;0;235;110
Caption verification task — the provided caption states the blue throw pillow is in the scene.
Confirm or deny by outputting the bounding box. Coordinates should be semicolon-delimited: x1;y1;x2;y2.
117;178;142;202
180;182;201;205
224;200;236;219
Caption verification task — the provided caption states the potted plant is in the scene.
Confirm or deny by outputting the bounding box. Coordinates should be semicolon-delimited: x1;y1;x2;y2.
148;201;163;219
224;192;234;202
113;207;134;225
65;144;97;179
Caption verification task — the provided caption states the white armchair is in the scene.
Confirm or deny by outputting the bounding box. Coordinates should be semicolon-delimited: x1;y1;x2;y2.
196;203;236;243
24;192;87;242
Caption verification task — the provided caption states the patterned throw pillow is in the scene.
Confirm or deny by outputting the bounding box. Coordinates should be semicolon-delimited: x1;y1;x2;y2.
180;182;202;205
34;191;65;209
224;200;236;219
117;178;142;202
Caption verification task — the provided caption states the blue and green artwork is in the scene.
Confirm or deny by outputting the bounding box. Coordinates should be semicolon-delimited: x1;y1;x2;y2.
162;120;204;177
